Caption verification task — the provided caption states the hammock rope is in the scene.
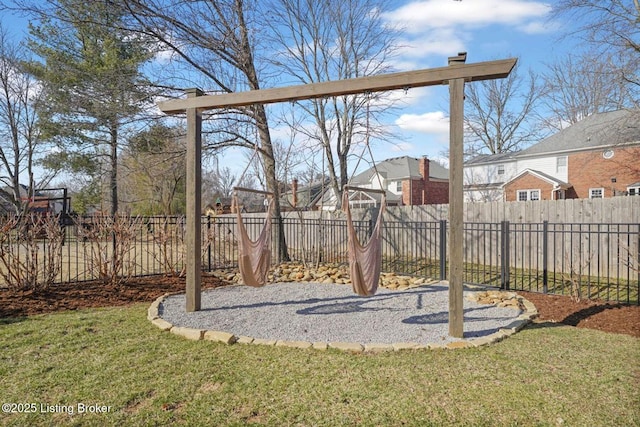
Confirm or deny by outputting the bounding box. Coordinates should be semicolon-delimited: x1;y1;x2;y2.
232;126;274;287
341;91;386;296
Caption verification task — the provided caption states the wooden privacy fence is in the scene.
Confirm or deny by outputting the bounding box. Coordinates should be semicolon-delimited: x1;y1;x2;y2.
255;215;639;304
385;197;640;223
1;213;638;304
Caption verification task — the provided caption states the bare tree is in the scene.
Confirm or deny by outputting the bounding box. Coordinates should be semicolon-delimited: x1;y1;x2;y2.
118;0;291;260
542;52;633;130
120;123;187;215
0;25;43;214
245;137;306;195
267;0;399;207
464;62;544;157
551;0;639;102
207;165;255;199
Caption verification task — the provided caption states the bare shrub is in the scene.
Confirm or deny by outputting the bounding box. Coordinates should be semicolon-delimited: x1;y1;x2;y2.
148;216;186;276
202;217;235;268
0;214;64;291
619;238;639;275
562;251;595;303
76;214;141;287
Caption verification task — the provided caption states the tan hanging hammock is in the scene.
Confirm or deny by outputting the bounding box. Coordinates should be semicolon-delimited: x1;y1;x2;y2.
233;191;274;287
342;188;386;296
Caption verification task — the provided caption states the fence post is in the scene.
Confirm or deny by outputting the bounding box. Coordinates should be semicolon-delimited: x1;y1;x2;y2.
542;220;548;294
317;217;323;263
500;220;510;290
439;219;447;280
207;215;212;272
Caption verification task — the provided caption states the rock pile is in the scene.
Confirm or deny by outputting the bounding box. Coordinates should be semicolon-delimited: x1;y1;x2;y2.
211;262;438;290
467;290;524;310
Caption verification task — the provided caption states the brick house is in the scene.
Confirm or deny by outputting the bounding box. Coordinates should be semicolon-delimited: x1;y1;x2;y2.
464;109;640;202
291;156;449;210
399;156;449;205
342;155;449;209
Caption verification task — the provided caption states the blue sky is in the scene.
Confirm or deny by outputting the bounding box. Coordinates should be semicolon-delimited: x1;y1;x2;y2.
1;0;579;182
370;0;565;165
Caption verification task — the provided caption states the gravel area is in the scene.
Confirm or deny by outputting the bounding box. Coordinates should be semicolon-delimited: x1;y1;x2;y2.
159;282;523;345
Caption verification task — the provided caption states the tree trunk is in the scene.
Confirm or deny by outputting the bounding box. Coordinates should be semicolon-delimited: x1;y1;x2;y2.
237;1;289;262
110;127;118;216
256;106;289;262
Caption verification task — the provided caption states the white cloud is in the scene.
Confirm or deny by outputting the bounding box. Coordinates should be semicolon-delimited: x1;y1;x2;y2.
154;48;174;63
395;111;449;135
370;86;433;109
390;142;416;152
383;0;551;64
395;28;467;59
518;20;554;34
383;0;550;32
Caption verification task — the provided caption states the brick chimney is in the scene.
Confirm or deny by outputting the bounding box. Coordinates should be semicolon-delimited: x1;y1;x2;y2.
419;156;430;180
292;178;298;208
420;156;429;204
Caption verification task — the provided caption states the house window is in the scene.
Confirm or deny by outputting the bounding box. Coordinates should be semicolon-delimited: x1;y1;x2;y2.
556;156;567;173
517;189;540;201
627;185;640;196
589;188;604;199
497;164;505;175
396;181;402;192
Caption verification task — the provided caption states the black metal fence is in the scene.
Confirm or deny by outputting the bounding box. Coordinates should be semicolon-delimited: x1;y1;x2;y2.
1;215;638;304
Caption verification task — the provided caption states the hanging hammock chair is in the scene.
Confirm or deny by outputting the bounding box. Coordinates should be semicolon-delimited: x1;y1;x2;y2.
342;186;386;296
233;188;274;287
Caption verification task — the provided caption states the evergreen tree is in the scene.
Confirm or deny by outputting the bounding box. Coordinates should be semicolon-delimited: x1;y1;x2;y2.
26;0;154;215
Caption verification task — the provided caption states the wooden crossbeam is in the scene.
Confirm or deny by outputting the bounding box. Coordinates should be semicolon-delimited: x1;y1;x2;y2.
158;58;516;113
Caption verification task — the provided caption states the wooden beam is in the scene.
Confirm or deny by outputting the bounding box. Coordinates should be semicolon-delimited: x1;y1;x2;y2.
448;58;465;338
185;88;202;312
158;58;516;113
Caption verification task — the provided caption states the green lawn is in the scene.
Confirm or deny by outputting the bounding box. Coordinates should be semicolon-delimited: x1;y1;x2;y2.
1;305;638;426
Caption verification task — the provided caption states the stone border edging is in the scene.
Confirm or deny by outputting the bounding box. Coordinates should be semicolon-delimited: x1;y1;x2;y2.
147;284;539;353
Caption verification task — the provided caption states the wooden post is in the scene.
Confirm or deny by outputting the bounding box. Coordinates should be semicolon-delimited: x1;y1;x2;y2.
158;56;516;332
185;88;203;312
448;53;466;338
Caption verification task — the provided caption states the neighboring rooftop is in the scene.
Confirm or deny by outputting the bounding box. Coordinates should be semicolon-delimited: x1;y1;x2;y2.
350;155;449;185
465;109;640;165
465;151;517;166
520;109;640;157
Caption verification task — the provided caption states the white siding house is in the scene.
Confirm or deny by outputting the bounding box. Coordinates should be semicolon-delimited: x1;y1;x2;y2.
464;110;640;202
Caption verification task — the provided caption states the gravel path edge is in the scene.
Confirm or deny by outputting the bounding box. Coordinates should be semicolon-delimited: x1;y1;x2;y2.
148;282;539;352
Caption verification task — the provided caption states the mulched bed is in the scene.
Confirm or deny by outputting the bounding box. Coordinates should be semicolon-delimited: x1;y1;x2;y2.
516;291;639;338
1;276;638;338
0;275;225;319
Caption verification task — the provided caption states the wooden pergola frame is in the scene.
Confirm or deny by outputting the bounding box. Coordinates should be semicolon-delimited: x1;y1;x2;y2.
158;53;516;338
